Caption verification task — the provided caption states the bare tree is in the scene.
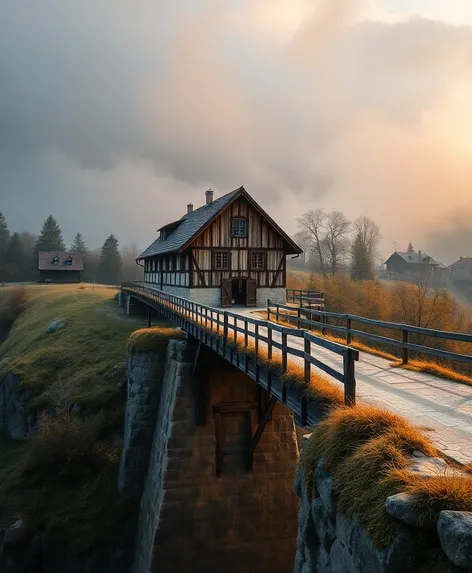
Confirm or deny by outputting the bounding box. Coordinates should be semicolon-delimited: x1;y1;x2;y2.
324;211;351;274
121;242;144;282
297;209;328;274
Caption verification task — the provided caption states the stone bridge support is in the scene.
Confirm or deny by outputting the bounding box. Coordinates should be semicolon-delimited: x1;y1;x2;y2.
131;339;300;573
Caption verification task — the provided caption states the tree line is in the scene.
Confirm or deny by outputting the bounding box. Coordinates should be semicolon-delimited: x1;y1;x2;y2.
0;212;143;285
294;209;382;281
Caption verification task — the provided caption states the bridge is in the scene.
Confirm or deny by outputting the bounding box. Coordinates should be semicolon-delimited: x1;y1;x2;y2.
121;282;472;467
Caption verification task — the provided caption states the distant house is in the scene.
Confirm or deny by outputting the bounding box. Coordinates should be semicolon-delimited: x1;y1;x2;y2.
38;251;83;283
449;257;472;281
384;250;448;281
137;186;302;308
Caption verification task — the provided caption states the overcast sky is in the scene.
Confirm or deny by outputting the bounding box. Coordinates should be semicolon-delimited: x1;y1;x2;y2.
2;0;472;263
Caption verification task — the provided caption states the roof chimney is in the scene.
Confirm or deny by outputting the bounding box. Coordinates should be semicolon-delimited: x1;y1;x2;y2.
205;189;214;205
187;203;193;214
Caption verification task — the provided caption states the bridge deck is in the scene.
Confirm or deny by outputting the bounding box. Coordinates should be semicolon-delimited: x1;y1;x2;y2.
238;308;472;465
122;284;472;466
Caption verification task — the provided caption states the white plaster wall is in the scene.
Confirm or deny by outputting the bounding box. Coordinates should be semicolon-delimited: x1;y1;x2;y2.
256;287;286;307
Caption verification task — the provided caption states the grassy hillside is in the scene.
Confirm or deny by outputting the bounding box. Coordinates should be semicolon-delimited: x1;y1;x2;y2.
0;284;179;554
0;284;143;414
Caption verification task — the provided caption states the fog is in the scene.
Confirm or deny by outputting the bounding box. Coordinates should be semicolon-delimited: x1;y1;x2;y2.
1;0;472;262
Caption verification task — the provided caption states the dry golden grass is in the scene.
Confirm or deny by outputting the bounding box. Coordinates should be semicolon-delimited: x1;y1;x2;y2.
389;468;472;524
300;404;439;546
391;358;472;387
127;326;183;354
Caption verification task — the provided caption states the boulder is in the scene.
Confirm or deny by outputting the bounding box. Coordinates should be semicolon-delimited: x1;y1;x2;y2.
47;319;67;333
386;492;434;529
437;511;472;570
407;455;463;479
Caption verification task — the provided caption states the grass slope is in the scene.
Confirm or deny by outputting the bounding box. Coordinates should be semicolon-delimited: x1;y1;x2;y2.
0;284;143;412
0;284;181;554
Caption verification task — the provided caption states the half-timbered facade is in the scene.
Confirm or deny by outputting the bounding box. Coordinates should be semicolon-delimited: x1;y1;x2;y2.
138;187;302;307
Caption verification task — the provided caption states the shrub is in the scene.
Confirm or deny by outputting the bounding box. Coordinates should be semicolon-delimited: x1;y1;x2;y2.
0;287;28;325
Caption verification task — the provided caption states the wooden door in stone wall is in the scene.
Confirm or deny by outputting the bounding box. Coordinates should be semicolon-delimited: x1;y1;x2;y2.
214;403;253;476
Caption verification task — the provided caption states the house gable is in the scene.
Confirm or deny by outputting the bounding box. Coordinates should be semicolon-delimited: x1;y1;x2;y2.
138;186;302;260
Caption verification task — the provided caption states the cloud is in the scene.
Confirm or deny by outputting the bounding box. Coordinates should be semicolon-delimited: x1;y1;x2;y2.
1;0;472;257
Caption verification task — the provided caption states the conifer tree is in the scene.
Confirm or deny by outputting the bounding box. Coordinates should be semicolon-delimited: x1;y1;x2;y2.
97;234;122;285
0;212;10;262
407;242;415;253
350;232;373;281
35;215;66;253
70;232;87;255
5;232;23;281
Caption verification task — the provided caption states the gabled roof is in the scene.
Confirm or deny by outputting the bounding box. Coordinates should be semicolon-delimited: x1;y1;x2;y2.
385;251;439;266
450;257;472;268
138;186;302;259
38;251;84;271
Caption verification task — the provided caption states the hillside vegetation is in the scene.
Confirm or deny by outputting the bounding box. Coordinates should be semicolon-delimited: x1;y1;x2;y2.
287;270;472;381
0;284;178;554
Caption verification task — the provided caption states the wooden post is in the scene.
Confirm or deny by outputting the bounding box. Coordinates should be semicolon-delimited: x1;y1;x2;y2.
276;304;280;323
346;317;352;344
281;331;288;403
297;307;301;329
402;329;409;364
344;348;356;406
255;324;260;383
223;312;229;358
321;315;327;336
267;327;273;394
301;336;310;426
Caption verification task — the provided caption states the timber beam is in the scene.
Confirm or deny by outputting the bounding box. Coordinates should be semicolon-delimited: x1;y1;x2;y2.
246;395;278;471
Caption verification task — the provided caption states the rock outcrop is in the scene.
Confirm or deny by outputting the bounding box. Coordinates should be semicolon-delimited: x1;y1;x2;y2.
0;374;36;440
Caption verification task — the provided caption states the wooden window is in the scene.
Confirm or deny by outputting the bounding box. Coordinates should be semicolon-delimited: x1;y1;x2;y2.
52;256;59;265
66;256;72;266
249;251;266;270
232;218;247;237
213;251;231;270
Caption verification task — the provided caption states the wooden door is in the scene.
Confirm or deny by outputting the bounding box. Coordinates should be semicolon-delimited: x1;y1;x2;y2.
246;278;257;307
221;279;232;307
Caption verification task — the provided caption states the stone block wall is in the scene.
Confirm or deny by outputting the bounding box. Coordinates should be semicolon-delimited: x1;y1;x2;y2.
118;351;168;496
132;341;300;573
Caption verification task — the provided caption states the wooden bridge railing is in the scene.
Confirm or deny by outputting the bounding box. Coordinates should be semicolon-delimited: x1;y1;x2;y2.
121;282;359;417
286;289;325;309
268;299;472;367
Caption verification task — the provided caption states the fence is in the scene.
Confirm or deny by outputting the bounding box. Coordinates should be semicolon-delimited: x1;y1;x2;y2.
286;289;325;309
267;300;472;367
121;282;359;415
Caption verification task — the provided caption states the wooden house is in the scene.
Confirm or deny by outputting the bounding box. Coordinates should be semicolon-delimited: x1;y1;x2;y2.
449;257;472;281
138;186;302;307
384;250;448;281
38;251;83;283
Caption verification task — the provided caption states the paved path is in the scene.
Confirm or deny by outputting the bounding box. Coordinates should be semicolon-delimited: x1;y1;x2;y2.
235;308;472;466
